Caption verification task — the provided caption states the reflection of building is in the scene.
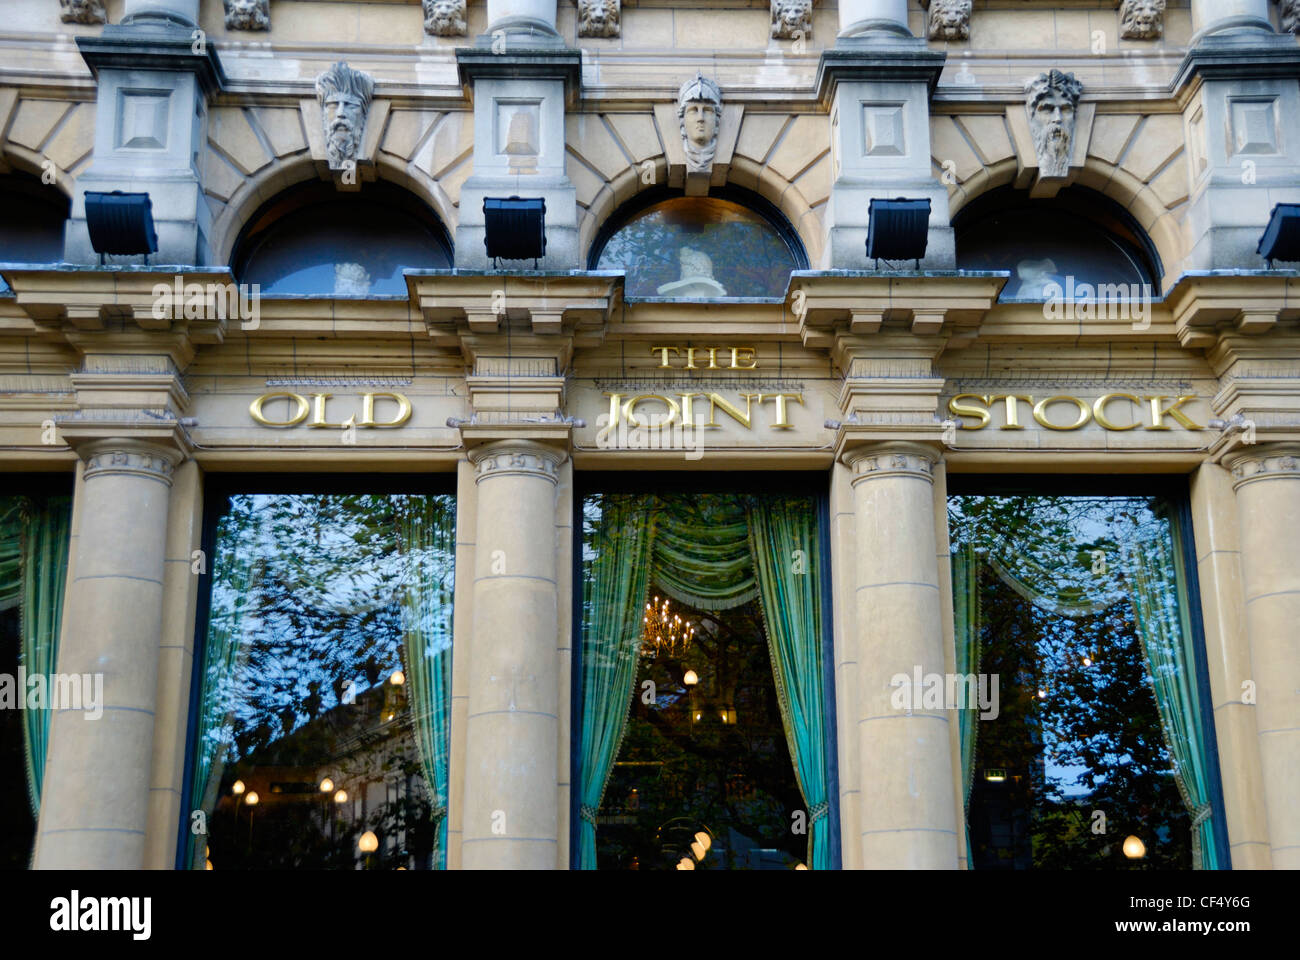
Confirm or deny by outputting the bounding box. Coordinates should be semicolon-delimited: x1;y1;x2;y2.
1;0;1298;872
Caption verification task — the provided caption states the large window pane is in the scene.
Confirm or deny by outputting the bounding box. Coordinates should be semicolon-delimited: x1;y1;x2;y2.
949;493;1222;870
189;492;454;870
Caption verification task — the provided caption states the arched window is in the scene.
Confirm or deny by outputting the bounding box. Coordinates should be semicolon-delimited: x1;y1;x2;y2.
233;182;452;296
0;173;69;265
955;187;1161;302
590;188;807;300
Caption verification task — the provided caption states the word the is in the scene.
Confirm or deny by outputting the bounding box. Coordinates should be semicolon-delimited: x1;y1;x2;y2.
947;394;1205;432
890;668;1000;720
652;345;759;370
249;392;413;428
50;891;151;941
0;670;102;719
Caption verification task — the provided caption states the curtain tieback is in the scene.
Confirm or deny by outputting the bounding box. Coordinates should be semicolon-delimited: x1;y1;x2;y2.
1191;804;1212;828
580;804;601;825
809;801;829;823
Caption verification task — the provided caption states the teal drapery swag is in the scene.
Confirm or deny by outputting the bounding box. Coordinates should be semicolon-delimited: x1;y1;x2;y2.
578;493;832;869
0;495;73;818
950;499;1221;869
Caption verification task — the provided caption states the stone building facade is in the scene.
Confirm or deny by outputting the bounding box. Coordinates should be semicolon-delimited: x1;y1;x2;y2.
0;0;1297;870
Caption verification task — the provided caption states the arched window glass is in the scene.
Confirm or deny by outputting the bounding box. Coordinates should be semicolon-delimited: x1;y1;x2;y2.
0;174;69;283
955;188;1160;302
234;182;452;296
592;190;806;300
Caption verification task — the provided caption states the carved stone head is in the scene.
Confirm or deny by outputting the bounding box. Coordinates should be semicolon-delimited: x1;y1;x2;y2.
423;0;467;37
316;62;375;172
1279;0;1299;35
224;0;270;31
1025;70;1083;179
1119;0;1165;40
60;0;107;24
679;247;714;281
677;73;722;174
921;0;971;41
578;0;621;38
770;0;813;40
334;262;372;297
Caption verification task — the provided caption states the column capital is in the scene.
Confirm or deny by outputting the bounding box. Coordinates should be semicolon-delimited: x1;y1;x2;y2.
78;437;184;486
842;440;942;485
1224;443;1300;490
468;438;567;484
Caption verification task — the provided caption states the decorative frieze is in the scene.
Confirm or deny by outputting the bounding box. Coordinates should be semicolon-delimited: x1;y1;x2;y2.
315;62;375;173
844;444;939;485
82;445;179;486
59;0;107;24
1226;446;1300;489
770;0;813;40
579;0;620;38
919;0;971;41
677;73;722;176
1120;0;1166;40
1025;70;1083;180
469;442;565;484
223;0;270;30
423;0;467;37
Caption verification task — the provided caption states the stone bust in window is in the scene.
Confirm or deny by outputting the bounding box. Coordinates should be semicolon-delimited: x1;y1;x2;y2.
677;74;723;175
656;246;728;299
334;262;372;297
316;62;375;172
1025;70;1083;180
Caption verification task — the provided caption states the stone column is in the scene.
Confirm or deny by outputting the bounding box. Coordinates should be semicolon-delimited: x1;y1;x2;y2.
1224;445;1300;870
845;442;958;869
838;0;912;39
461;440;565;868
486;0;559;35
1191;0;1274;37
34;439;181;869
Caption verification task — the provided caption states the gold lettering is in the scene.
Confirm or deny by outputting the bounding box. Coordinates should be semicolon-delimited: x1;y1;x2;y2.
987;395;1033;430
623;394;680;429
731;346;758;370
948;395;991;430
651;347;678;369
308;394;355;430
359;392;413;428
704;347;721;370
1033;396;1092;431
705;393;758;428
760;393;803;429
249;392;310;427
1144;395;1204;431
1092;393;1142;432
678;393;700;427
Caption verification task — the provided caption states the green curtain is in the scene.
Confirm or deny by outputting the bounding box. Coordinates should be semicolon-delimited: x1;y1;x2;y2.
0;496;72;816
577;494;656;869
951;540;980;870
1124;512;1219;869
650;496;755;610
398;495;455;869
745;496;831;869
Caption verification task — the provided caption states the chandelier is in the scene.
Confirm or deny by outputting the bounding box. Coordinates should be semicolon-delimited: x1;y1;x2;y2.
641;595;694;658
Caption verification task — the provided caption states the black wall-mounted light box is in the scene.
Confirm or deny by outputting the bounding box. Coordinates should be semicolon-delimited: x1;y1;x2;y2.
1258;203;1300;268
483;196;546;267
84;191;158;262
866;197;931;268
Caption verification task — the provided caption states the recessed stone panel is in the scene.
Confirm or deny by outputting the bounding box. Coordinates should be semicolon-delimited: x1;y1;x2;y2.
863;104;906;158
1228;98;1280;157
116;90;171;151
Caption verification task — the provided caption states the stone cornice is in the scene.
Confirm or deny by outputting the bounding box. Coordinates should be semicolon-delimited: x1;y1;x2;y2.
1172;32;1300;97
1165;272;1300;350
78;23;228;96
814;42;948;104
455;46;582;105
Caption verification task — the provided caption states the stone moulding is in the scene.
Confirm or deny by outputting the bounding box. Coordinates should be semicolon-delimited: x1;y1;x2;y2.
770;0;813;41
224;0;270;31
59;0;107;25
424;0;468;37
919;0;971;42
578;0;620;38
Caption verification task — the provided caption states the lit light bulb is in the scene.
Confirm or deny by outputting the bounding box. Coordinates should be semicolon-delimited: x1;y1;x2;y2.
676;857;695;871
795;863;808;871
694;831;711;852
232;780;246;795
244;791;259;806
1082;656;1092;667
691;840;706;860
390;670;405;686
320;777;334;793
1123;835;1146;859
1038;688;1048;699
358;830;379;854
334;789;348;804
683;670;699;686
694;712;702;722
205;859;213;871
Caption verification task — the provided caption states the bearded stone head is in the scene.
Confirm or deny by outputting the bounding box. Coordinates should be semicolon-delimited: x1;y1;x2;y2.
1279;0;1299;36
578;0;621;38
677;73;722;174
423;0;467;37
224;0;270;31
316;62;375;172
59;0;107;24
921;0;971;41
1025;70;1083;179
1119;0;1165;40
770;0;813;40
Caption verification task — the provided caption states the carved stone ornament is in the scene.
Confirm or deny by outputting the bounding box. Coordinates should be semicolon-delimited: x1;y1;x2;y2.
315;62;375;172
224;0;270;31
770;0;812;41
1119;0;1166;40
677;73;722;175
471;445;563;483
1278;0;1300;36
83;448;178;486
1228;449;1300;488
578;0;621;38
59;0;107;24
423;0;467;37
919;0;971;42
1025;70;1083;180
